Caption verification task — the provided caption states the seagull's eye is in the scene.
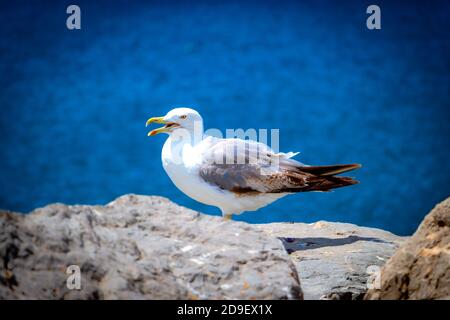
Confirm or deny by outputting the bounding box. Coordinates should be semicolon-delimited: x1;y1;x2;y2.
179;115;187;119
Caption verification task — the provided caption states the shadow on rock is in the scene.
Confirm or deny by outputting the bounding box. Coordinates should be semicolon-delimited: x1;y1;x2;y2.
279;235;393;253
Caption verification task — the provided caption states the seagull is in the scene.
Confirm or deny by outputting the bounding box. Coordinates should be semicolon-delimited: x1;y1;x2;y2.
146;107;360;220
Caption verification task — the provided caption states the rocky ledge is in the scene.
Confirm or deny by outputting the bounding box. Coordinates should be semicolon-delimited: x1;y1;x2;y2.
256;222;404;299
0;195;448;300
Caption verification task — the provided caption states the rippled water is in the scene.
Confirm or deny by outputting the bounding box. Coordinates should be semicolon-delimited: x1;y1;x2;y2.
0;1;449;235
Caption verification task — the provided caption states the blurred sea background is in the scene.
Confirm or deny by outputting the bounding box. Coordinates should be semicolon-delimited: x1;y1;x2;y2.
0;0;449;235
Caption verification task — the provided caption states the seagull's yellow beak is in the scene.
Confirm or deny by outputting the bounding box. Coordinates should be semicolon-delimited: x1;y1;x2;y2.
146;117;168;136
146;116;180;136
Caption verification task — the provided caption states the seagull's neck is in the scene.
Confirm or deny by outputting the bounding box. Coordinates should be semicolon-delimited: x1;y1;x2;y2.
170;123;204;146
162;124;204;167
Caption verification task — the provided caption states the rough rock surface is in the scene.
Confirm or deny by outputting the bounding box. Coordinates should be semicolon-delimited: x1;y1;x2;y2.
0;194;302;299
365;197;450;300
256;222;405;300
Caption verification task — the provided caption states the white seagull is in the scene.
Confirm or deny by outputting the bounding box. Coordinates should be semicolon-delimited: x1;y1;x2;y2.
146;108;360;220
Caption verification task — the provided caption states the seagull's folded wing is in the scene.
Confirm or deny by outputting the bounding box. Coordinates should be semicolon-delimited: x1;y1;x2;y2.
198;138;359;194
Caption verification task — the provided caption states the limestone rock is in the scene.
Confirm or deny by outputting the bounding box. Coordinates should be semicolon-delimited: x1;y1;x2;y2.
0;194;302;299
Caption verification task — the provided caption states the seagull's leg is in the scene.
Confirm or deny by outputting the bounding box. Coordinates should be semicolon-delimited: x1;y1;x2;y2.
221;209;233;221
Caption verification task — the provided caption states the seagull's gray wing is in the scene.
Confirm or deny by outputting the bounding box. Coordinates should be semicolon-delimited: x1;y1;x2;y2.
198;138;360;194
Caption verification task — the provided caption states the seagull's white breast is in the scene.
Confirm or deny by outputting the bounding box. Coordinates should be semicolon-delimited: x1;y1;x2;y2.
161;137;226;208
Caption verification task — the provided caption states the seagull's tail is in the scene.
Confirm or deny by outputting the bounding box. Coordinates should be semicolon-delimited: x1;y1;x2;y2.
282;163;361;192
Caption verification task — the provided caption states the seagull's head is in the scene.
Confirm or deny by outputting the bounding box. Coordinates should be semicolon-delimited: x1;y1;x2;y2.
146;108;203;136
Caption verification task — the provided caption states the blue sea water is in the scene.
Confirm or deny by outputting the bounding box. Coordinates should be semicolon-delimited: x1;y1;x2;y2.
0;1;449;235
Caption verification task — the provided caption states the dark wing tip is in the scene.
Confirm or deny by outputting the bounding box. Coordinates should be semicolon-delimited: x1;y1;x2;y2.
298;163;362;176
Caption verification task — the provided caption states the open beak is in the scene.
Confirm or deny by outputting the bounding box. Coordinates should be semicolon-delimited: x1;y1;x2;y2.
146;116;180;136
